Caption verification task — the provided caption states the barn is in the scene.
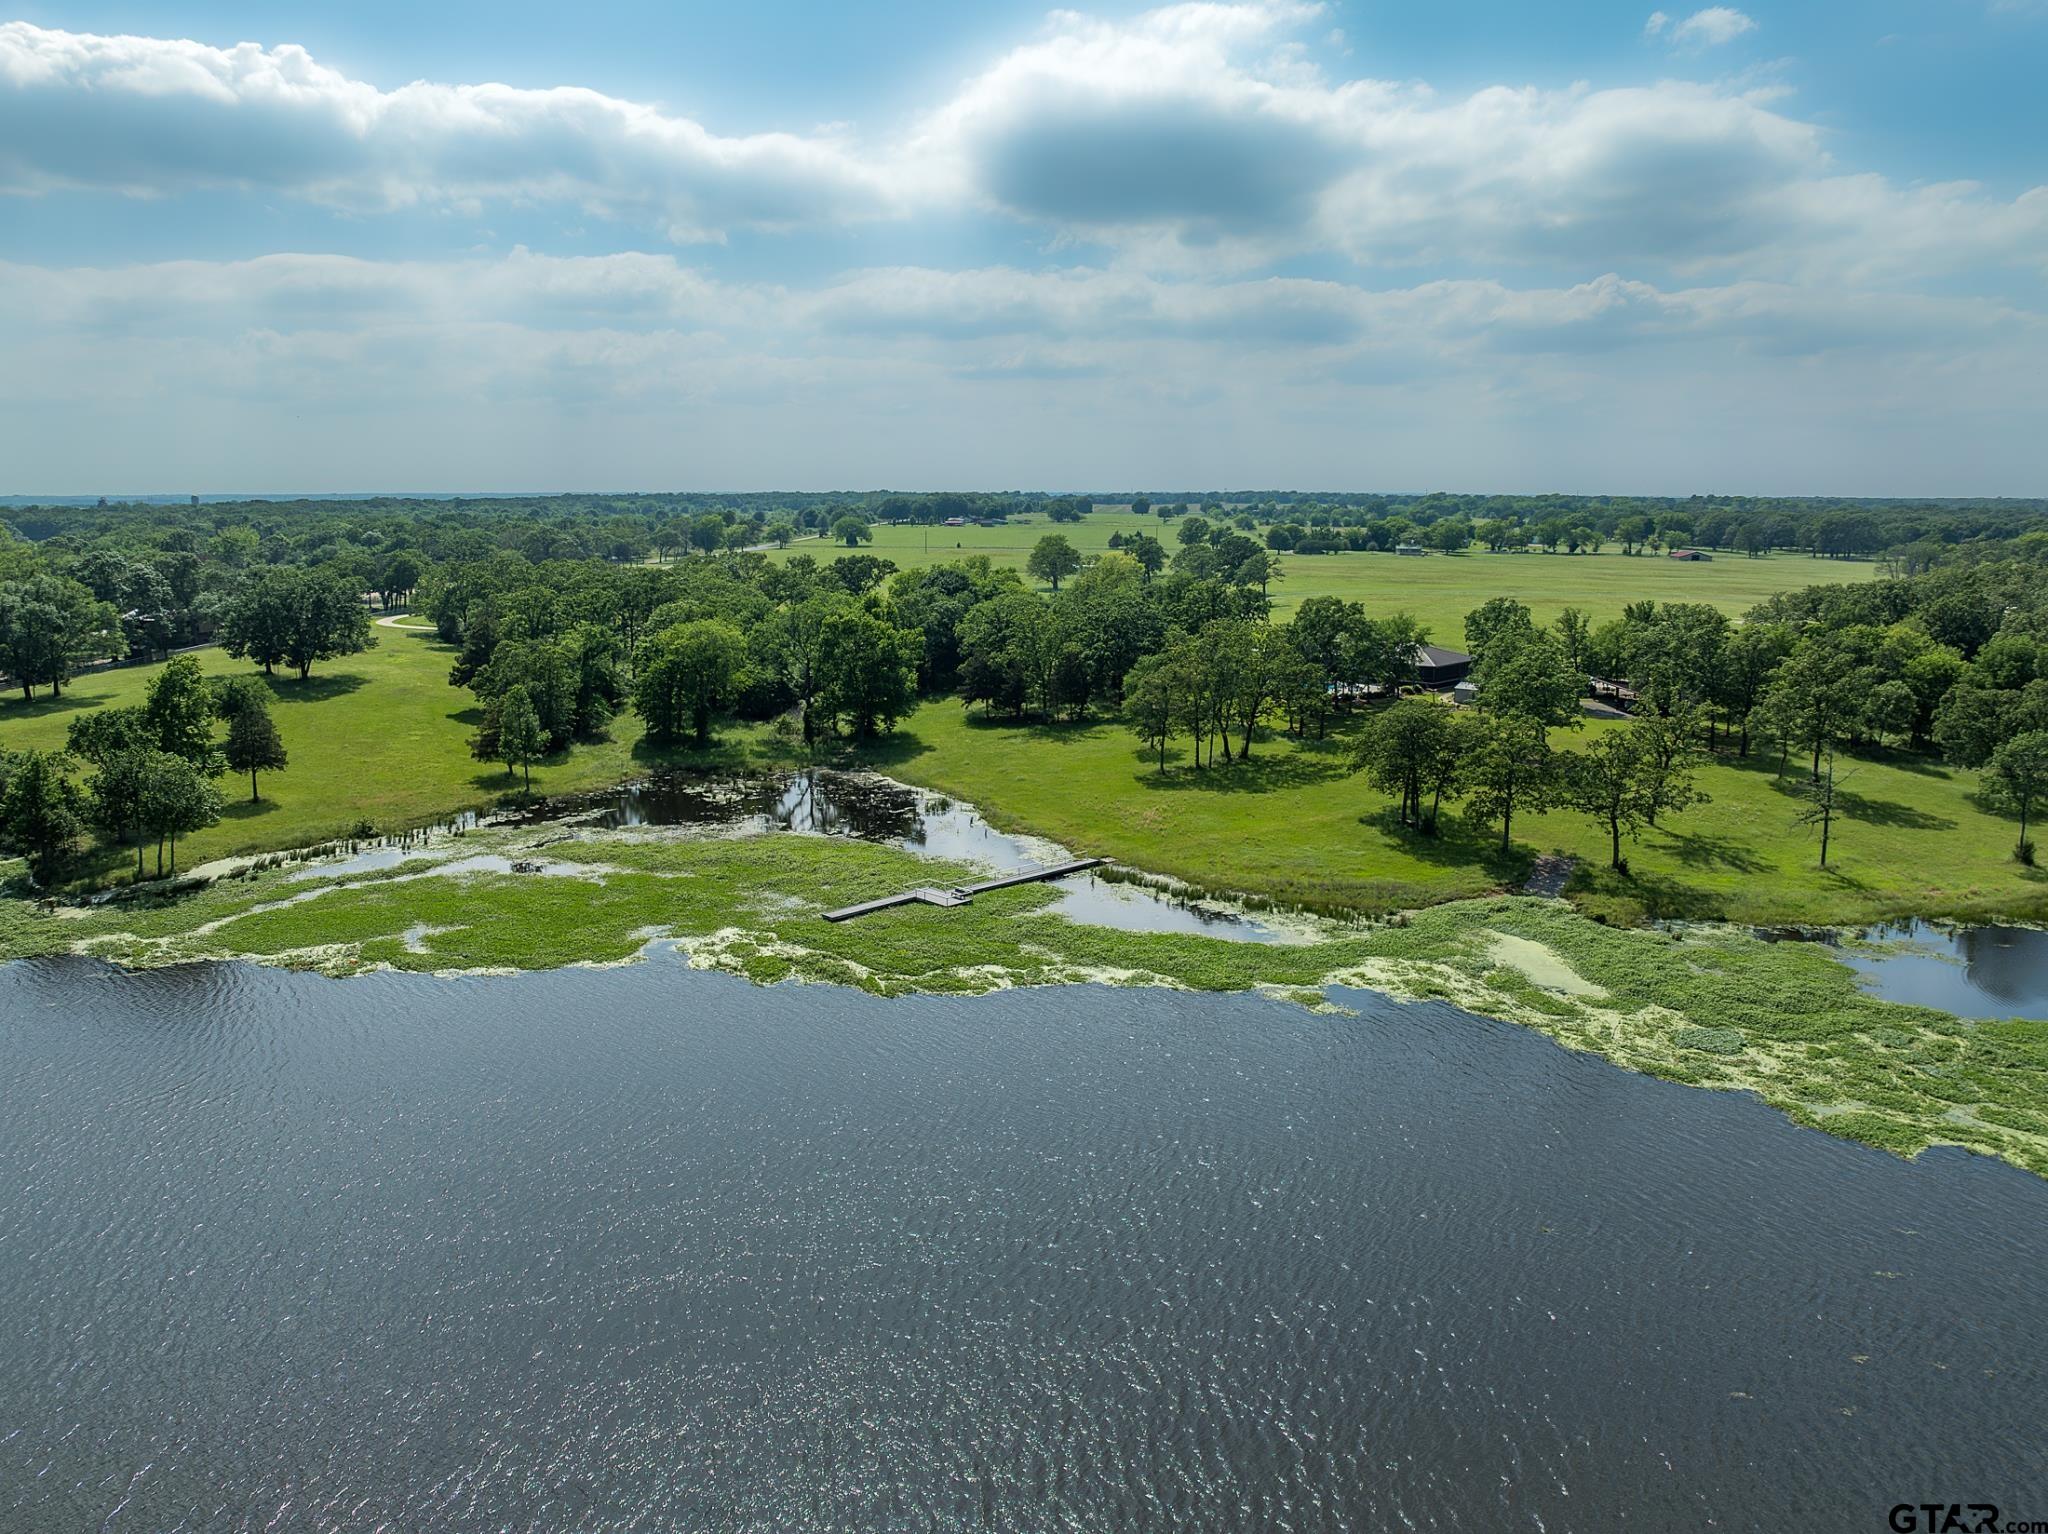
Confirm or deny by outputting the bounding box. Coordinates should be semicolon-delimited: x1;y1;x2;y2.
1409;644;1474;688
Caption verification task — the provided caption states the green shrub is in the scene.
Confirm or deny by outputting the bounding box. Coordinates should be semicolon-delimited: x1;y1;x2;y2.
1674;1024;1745;1055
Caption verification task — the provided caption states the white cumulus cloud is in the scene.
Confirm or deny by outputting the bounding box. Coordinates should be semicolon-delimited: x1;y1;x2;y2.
10;7;2042;284
0;21;896;240
1646;7;1759;46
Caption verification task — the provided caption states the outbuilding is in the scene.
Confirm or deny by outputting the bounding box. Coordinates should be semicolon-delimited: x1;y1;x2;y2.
1408;643;1474;688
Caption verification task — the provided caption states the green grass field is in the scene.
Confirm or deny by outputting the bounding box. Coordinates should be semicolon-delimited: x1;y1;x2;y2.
807;511;1876;634
862;704;2047;926
3;543;2025;931
0;625;736;880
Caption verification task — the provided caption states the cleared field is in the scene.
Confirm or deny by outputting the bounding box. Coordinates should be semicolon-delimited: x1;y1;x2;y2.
804;511;1877;635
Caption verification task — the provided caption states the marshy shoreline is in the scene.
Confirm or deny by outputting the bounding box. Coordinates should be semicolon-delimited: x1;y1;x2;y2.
5;768;2046;1182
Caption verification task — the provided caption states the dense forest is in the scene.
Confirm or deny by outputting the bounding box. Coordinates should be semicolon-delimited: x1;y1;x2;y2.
4;491;2048;888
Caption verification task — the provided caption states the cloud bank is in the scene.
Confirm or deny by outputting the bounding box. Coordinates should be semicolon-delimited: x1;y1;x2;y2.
0;3;2042;492
5;10;2042;277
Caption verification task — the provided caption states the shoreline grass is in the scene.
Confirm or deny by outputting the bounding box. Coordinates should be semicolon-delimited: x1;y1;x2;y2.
4;815;2041;1180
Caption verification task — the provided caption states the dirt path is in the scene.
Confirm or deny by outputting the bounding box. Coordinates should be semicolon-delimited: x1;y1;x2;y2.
1519;854;1577;898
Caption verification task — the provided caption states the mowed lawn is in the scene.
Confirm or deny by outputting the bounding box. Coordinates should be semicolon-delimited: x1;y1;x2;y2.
0;624;696;880
802;511;1876;636
6;557;2013;928
864;702;2048;926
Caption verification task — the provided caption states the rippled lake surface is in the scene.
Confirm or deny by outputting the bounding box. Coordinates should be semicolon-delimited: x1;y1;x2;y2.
3;958;2045;1531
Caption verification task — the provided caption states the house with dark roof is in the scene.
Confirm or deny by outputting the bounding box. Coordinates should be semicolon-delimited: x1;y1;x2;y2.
1408;643;1473;688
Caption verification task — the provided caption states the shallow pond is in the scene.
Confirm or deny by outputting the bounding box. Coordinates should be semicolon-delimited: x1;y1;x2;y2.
1828;921;2048;1020
2;958;2042;1530
310;768;1295;943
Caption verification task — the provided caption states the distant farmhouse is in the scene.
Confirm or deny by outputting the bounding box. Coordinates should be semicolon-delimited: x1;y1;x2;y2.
1668;548;1713;561
1394;542;1429;556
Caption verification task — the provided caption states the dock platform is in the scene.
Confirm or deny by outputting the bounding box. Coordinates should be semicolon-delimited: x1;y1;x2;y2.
822;858;1106;922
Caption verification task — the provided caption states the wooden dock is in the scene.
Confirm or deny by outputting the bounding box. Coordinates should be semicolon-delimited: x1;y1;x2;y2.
822;858;1106;922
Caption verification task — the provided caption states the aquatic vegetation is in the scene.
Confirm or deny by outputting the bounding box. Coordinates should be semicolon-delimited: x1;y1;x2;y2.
1675;1025;1746;1054
3;818;2043;1179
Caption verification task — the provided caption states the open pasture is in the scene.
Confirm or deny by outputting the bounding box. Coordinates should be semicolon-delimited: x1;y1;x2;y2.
812;510;1876;636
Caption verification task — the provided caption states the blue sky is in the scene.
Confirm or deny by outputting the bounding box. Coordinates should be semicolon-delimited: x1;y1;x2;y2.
1;0;2043;493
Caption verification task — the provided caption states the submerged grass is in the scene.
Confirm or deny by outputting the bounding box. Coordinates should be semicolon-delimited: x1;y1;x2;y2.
5;817;2044;1181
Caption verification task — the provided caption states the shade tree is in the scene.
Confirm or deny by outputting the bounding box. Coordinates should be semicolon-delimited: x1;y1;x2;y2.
1354;699;1460;832
635;620;748;745
0;750;88;885
1027;534;1083;592
0;574;123;699
1984;730;2048;863
496;685;547;789
224;699;289;803
1460;713;1560;854
1562;729;1657;872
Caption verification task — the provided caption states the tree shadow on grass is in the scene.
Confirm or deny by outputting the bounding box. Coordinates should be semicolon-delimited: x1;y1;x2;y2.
1833;789;1956;831
1717;752;1800;786
63;841;150;890
1815;864;1876;893
1724;744;1954;785
630;729;839;770
1138;743;1353;795
956;711;1113;748
1127;743;1192;773
1650;828;1771;874
0;689;95;725
847;730;934;772
265;671;369;704
218;797;282;823
1289;732;1357;758
628;735;771;772
1569;867;1727;922
1353;805;1529;884
1764;777;1956;831
1843;743;1954;779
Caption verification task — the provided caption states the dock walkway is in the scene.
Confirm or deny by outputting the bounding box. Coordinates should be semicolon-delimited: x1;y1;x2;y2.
822;858;1106;922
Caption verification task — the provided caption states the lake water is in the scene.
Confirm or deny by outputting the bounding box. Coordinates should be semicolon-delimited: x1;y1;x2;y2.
3;957;2043;1530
